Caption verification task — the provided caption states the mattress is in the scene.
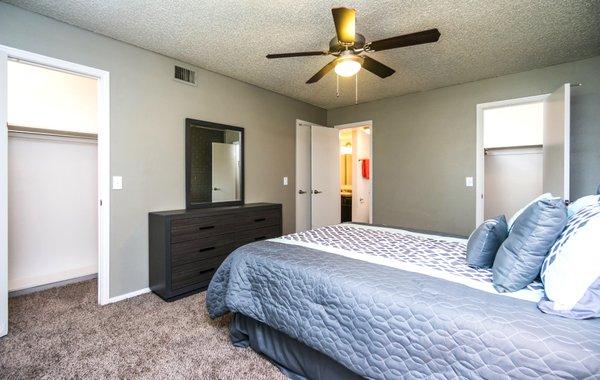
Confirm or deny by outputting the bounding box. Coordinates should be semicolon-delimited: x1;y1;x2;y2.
206;223;600;379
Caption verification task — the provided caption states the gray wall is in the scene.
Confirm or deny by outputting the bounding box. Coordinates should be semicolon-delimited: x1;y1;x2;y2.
328;56;600;236
0;3;326;297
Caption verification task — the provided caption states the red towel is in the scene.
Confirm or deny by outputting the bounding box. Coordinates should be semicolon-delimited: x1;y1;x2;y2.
361;159;370;179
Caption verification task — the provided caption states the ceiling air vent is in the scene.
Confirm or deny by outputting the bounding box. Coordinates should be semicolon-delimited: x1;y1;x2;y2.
174;65;196;86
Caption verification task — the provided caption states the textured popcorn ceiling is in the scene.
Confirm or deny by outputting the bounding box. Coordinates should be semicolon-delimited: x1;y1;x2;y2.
5;0;600;109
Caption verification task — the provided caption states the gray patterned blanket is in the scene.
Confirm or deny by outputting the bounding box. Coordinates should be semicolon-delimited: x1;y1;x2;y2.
206;224;600;379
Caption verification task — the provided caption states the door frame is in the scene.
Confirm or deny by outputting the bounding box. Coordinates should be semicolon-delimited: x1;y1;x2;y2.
475;94;548;226
334;120;373;224
0;45;111;334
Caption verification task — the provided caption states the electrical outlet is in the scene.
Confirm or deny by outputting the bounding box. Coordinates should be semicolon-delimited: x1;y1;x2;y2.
283;177;288;186
112;176;123;190
465;176;474;187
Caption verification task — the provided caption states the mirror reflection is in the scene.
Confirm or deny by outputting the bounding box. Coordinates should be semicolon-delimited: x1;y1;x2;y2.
188;122;242;205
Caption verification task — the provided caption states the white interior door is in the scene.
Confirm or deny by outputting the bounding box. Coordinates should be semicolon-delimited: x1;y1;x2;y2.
1;51;8;337
295;123;311;232
311;125;340;228
543;83;570;200
211;142;237;202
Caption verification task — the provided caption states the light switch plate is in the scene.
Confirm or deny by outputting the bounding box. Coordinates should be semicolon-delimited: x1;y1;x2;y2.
465;176;474;187
112;176;123;190
283;177;288;186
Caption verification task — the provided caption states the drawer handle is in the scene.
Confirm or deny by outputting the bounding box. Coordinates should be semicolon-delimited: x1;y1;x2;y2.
198;225;215;231
254;218;267;222
198;247;216;253
254;236;267;241
196;268;214;275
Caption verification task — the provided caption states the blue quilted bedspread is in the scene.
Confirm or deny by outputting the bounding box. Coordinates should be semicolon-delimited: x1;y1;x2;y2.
206;240;600;379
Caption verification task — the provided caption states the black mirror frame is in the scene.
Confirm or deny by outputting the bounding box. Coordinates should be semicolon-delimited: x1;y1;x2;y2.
185;118;245;209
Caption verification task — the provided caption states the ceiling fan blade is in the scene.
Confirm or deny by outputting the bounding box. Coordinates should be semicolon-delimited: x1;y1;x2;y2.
306;59;338;84
332;7;356;44
368;28;441;52
266;51;329;59
362;56;395;78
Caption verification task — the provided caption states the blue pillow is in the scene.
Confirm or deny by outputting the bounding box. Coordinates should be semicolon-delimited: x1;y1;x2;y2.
492;198;567;293
466;216;508;268
507;193;553;230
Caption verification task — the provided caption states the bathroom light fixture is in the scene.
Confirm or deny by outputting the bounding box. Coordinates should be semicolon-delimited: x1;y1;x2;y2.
341;142;353;154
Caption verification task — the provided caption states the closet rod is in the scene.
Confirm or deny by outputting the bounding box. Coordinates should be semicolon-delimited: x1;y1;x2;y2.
7;124;98;140
484;144;542;152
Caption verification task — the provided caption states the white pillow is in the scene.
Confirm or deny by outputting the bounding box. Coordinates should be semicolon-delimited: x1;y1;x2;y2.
567;194;600;218
538;202;600;319
507;193;553;230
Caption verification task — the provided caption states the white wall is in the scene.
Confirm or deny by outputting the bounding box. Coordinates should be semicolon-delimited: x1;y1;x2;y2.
483;102;543;148
484;147;543;220
7;60;98;133
8;135;98;291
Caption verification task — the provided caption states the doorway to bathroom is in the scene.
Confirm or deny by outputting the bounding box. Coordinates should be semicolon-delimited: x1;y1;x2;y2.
336;121;372;224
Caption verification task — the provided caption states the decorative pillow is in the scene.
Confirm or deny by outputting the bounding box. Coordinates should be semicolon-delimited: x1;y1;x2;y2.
507;193;553;230
538;202;600;319
492;197;567;293
466;216;508;268
567;194;600;218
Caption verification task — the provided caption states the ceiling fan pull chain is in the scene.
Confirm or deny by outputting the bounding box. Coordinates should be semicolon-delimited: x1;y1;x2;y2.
336;74;340;97
355;71;358;104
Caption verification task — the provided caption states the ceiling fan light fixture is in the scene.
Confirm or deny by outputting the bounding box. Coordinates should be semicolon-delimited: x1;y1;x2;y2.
334;54;363;77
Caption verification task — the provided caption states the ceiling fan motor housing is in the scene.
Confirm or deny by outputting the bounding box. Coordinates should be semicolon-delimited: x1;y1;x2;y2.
329;33;366;53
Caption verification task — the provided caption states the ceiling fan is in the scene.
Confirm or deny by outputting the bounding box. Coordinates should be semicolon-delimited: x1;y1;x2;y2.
266;7;441;84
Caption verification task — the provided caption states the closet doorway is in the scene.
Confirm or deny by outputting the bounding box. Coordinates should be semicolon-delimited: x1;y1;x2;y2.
475;84;571;225
0;46;110;338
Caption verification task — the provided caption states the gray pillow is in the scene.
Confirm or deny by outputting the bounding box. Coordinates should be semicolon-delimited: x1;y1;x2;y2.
466;216;508;268
492;198;567;293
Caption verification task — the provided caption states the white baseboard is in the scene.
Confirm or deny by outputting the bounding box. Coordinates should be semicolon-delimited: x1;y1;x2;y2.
9;273;97;298
9;265;98;292
106;287;150;304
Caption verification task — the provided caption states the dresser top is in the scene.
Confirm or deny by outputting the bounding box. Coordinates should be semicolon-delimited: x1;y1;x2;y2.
149;202;281;217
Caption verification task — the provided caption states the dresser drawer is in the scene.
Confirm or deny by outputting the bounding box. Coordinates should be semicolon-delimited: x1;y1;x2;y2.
171;254;228;290
171;214;238;243
171;232;236;259
236;225;281;244
239;209;281;230
171;242;237;267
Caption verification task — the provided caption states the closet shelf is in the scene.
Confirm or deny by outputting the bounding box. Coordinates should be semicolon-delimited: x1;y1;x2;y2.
7;124;97;140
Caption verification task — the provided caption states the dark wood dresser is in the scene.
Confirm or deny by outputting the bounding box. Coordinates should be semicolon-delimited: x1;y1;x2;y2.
149;203;282;301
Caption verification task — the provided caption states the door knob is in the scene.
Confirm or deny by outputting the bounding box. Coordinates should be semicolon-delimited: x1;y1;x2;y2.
298;189;307;194
313;190;323;194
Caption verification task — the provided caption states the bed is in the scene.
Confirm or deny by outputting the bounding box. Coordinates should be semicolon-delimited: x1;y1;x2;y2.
206;223;600;379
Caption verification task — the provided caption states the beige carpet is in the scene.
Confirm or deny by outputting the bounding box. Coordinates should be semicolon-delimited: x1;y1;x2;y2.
0;280;285;379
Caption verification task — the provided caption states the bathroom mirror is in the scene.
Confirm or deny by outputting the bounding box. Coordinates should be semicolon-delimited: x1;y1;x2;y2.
185;118;244;208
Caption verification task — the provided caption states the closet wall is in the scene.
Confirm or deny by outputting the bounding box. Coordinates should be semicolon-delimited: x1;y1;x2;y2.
7;60;98;292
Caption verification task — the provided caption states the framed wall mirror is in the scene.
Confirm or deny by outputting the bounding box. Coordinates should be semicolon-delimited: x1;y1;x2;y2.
185;118;244;208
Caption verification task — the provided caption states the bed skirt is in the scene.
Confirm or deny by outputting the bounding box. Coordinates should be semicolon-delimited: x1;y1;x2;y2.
230;313;362;380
